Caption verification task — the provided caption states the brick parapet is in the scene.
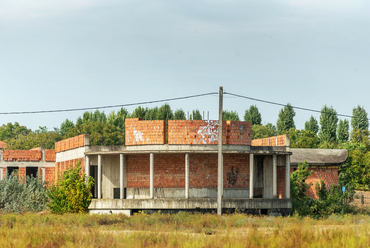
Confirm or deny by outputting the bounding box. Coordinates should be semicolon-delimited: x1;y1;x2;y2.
3;150;42;161
226;121;252;145
125;118;166;145
45;149;56;162
55;134;86;153
252;135;287;147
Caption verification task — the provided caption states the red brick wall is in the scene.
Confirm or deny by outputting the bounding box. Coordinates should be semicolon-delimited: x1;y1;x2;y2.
55;134;86;153
45;150;56;162
252;135;286;146
55;157;85;182
125;118;166;145
45;167;55;184
305;168;338;199
126;153;250;188
3;150;42;161
168;120;227;145
226;121;252;145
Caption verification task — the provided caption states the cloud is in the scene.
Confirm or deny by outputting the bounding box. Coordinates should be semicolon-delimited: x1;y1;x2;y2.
0;0;98;20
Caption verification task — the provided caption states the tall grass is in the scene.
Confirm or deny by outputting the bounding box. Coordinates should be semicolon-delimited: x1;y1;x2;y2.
0;213;370;247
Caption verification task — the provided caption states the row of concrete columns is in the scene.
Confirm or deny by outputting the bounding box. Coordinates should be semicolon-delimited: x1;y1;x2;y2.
87;153;290;200
249;154;290;199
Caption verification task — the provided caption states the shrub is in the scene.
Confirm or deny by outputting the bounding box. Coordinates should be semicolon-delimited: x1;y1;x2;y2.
0;172;48;213
47;160;94;214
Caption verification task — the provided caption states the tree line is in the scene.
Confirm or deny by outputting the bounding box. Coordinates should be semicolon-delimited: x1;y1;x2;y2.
1;103;370;191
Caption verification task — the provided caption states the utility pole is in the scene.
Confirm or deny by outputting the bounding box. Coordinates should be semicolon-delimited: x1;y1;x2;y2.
217;86;223;215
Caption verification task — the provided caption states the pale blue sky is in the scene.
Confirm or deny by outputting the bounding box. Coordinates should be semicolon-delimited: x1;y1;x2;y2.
0;0;369;131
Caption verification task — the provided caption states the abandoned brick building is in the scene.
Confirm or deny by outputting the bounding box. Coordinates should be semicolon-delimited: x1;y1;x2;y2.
0;118;347;215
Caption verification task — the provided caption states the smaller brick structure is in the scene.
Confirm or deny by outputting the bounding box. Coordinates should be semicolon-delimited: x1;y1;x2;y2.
125;118;166;145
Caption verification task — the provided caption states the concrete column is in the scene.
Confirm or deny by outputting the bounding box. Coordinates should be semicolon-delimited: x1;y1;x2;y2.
0;168;3;180
273;155;277;198
98;154;102;199
85;155;90;178
185;153;189;199
150;153;154;199
250;154;254;199
41;167;45;182
120;154;125;199
285;155;290;199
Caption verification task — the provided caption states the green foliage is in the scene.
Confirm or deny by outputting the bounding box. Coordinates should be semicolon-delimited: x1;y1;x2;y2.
0;173;48;213
5;130;62;150
60;119;75;137
351;105;369;131
129;106;147;119
251;123;277;139
157;103;173;121
337;119;350;143
319;105;338;144
304;116;319;134
77;110;107;125
350;129;370;144
244;105;262;125
174;109;186;120
276;103;296;134
286;128;319;148
291;161;350;218
222;110;240;121
0;122;31;141
106;108;129;133
144;107;159;120
191;110;202;120
47;161;94;214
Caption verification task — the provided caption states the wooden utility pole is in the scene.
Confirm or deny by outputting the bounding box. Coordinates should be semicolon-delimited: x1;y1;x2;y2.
217;86;223;215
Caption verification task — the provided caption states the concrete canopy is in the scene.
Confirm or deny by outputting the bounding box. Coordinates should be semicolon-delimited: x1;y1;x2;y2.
290;148;348;166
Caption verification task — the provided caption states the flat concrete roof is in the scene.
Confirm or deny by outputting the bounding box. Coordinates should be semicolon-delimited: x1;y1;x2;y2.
290;148;348;166
84;144;291;155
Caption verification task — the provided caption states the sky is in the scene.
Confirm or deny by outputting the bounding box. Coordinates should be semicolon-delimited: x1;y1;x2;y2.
0;0;369;131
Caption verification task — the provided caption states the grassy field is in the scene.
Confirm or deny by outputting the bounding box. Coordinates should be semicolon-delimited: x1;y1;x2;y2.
1;211;370;247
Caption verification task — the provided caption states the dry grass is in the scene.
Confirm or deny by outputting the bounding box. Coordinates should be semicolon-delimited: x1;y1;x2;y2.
0;212;370;247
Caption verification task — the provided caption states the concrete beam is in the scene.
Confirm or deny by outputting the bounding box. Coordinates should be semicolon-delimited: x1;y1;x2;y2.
273;154;277;198
250;154;254;199
185;153;189;199
0;161;55;168
285;155;290;199
98;154;102;199
56;147;86;162
150;153;154;199
120;154;125;199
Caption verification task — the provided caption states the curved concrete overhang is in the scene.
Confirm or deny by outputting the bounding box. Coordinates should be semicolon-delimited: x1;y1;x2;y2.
290;148;348;166
84;144;291;155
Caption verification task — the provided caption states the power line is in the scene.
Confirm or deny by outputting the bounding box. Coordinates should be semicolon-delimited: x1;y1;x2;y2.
0;92;218;115
225;91;367;120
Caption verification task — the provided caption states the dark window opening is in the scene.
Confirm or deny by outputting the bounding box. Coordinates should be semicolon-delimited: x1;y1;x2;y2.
90;165;98;198
26;167;39;178
7;167;19;176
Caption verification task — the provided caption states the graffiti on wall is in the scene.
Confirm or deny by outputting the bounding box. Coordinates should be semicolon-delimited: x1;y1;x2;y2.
227;166;240;186
197;120;219;144
133;129;144;143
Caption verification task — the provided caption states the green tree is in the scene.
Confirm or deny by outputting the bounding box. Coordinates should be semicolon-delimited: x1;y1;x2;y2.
305;116;319;134
276;103;296;134
129;106;147;119
76;110;107;125
319;105;338;143
60;119;75;137
47;161;94;214
107;108;129;133
244;105;262;125
191;110;202;120
144;107;159;120
222;110;240;121
287;128;319;148
157;103;173;121
337;119;349;143
351;105;369;131
252;123;277;139
0;122;31;141
174;109;186;120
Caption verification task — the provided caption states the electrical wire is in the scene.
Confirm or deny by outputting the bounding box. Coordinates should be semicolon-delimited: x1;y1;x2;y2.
224;91;367;120
0;92;218;115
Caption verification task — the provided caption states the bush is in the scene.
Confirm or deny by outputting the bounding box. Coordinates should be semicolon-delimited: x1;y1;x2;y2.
291;161;350;218
0;172;48;213
47;160;94;214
